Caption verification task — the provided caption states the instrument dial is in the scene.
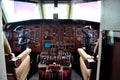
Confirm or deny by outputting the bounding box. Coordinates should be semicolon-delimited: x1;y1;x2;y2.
44;29;50;36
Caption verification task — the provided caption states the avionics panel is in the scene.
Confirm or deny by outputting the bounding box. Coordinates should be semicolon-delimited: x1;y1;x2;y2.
25;24;42;52
4;19;99;53
41;23;76;52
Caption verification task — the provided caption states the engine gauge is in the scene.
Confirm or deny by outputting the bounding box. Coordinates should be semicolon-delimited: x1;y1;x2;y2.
77;31;81;35
77;37;81;41
44;29;50;36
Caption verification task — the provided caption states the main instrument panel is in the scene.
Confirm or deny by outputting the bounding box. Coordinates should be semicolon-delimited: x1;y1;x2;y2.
4;20;99;53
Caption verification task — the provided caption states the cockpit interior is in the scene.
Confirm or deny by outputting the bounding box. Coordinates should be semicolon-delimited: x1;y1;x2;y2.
1;0;120;80
3;19;99;80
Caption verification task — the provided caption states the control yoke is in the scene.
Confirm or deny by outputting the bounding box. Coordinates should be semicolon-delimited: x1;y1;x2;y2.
82;25;93;55
13;25;28;45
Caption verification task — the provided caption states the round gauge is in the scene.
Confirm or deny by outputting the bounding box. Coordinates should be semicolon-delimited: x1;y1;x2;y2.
44;29;50;35
77;37;81;41
30;31;34;35
24;30;29;35
77;31;81;35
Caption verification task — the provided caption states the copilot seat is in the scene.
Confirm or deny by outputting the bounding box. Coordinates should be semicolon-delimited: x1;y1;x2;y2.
78;42;98;80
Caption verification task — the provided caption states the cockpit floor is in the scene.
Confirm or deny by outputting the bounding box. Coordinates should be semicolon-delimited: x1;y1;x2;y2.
29;69;82;80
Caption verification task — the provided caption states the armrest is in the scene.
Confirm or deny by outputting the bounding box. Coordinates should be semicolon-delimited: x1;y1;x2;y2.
5;48;31;68
10;57;22;68
10;48;31;68
84;58;96;69
17;48;31;61
5;54;21;70
77;48;93;60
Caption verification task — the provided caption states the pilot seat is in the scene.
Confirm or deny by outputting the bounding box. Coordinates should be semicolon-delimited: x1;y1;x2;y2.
3;32;32;80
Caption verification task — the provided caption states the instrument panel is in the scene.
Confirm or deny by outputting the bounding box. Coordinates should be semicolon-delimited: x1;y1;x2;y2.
41;24;76;52
4;20;99;53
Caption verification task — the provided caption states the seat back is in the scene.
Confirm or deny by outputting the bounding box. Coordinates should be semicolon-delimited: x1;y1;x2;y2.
93;41;99;58
3;32;18;80
90;41;99;80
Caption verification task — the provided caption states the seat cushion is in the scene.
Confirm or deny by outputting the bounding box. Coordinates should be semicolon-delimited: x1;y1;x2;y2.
15;55;30;80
